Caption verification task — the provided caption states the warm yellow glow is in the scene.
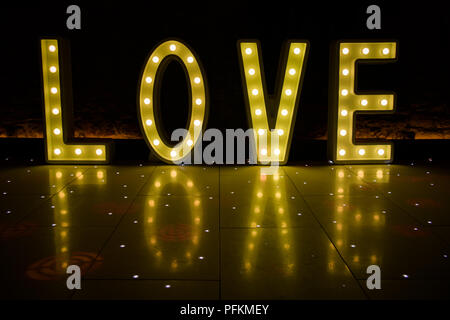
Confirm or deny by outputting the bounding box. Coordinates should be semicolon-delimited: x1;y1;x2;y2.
239;41;308;164
138;40;207;163
40;39;109;163
332;42;397;163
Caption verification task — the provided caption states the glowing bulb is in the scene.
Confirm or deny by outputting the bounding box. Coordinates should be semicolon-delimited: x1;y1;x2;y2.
381;99;388;106
378;149;385;155
274;148;280;155
252;89;258;95
170;150;177;157
145;119;152;126
153;139;160;145
145;77;152;83
341;89;348;96
49;66;57;73
169;44;176;51
187;56;194;63
361;99;368;106
255;109;262;116
382;48;390;55
339;149;346;156
248;68;255;75
289;68;296;75
195;98;202;105
339;129;347;136
342;48;349;55
281;109;288;116
187;139;193;146
277;129;284;136
260;149;267;155
342;69;349;76
50;87;58;94
194;77;201;84
52;108;60;115
49;45;56;52
194;120;201;126
362;48;370;55
358;149;366;155
144;98;151;105
258;129;265;135
96;148;103;155
285;89;292;96
53;128;61;135
152;56;159;63
245;48;252;55
293;48;301;54
75;148;82;155
54;148;61;155
341;109;348;116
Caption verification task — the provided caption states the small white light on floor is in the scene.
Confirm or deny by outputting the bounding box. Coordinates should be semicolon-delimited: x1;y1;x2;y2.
133;220;138;224
108;212;113;216
205;229;209;233
350;244;356;248
52;224;56;227
165;284;171;288
120;244;126;248
133;275;139;279
198;256;204;260
427;220;432;224
402;274;409;278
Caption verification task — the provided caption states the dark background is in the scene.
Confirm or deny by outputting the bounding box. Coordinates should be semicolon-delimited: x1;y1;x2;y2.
0;0;449;161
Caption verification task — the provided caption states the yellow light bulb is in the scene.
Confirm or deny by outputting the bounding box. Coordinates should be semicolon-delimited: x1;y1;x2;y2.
187;56;194;63
383;48;390;55
144;98;151;105
96;148;103;155
274;148;280;155
195;98;202;105
341;109;348;116
361;99;368;106
50;87;58;94
245;48;252;55
381;99;388;106
285;89;292;96
194;120;201;126
378;149;385;155
53;128;61;135
248;68;255;75
293;47;301;54
145;119;152;126
170;150;177;157
289;68;296;75
358;149;366;155
49;45;56;52
342;69;349;76
342;48;349;55
277;129;284;136
252;89;258;95
281;109;288;116
145;77;152;83
52;108;60;115
49;66;57;73
341;89;348;96
152;56;159;63
339;129;347;136
362;48;370;55
75;148;82;155
194;77;201;84
153;139;160;145
339;149;346;156
255;109;262;116
258;129;265;135
169;44;176;51
54;148;61;155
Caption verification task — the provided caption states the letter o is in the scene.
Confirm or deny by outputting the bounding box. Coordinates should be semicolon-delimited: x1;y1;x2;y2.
138;39;208;163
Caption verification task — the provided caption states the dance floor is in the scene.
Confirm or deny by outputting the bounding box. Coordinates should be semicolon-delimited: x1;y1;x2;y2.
1;163;449;299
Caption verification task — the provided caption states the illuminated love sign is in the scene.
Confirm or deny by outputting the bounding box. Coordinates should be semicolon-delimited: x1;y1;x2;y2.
40;38;397;165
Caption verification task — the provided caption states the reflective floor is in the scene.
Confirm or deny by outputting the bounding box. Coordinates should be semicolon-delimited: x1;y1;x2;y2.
0;163;449;299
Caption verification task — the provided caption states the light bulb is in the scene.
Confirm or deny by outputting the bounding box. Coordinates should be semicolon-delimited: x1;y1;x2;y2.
255;109;262;116
381;99;388;106
285;89;292;96
75;148;82;155
144;98;151;105
277;129;284;136
194;120;201;126
289;68;296;75
170;150;177;157
194;77;201;84
341;89;348;96
341;109;348;116
145;77;152;83
152;56;159;63
54;148;61;155
50;87;58;94
260;149;267;155
274;148;280;155
49;66;57;73
342;69;349;76
145;119;152;126
187;139;193;146
248;68;255;75
339;149;346;156
339;129;347;136
258;129;265;135
383;48;390;55
293;48;301;54
378;149;385;155
281;109;288;116
187;56;194;63
358;149;366;155
245;48;252;55
153;139;160;146
53;128;61;135
342;48;349;55
361;99;368;106
195;98;202;105
169;44;176;51
52;108;60;115
96;149;103;155
49;45;56;52
252;89;258;95
362;48;369;55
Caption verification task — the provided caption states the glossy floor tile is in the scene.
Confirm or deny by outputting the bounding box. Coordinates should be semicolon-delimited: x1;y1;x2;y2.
0;164;449;299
